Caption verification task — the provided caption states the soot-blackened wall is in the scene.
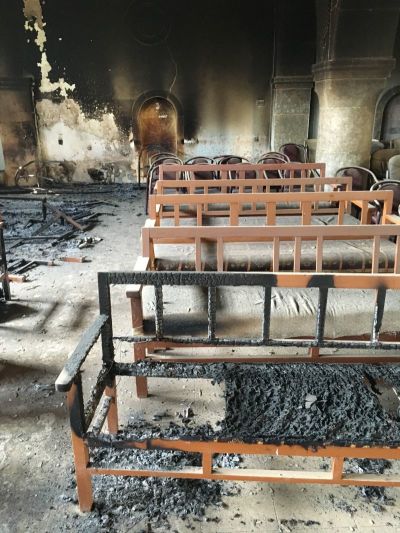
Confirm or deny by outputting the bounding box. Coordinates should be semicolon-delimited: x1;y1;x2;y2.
13;0;276;180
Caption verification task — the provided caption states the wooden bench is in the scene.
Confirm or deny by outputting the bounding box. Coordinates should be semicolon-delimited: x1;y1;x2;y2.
141;221;400;273
158;162;326;181
155;175;348;195
149;189;394;226
56;270;400;512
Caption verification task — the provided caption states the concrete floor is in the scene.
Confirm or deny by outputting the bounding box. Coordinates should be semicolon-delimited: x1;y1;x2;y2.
1;189;400;532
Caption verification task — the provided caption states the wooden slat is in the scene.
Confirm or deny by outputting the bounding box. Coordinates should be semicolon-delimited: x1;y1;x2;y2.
173;205;180;225
273;237;280;272
196;204;203;226
217;237;224;272
372;236;381;273
316;235;323;272
267;202;276;225
294;237;302;271
302;202;312;225
337;200;345;225
230;203;239;225
195;237;202;271
395;238;400;274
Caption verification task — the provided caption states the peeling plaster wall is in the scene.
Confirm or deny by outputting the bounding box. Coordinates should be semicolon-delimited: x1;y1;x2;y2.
23;0;75;97
22;0;133;181
36;99;133;180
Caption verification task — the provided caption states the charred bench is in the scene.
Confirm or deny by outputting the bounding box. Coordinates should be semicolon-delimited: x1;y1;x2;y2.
56;271;400;511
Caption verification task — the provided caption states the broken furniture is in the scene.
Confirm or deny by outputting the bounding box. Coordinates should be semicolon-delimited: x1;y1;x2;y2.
14;159;75;188
56;270;400;512
0;223;10;300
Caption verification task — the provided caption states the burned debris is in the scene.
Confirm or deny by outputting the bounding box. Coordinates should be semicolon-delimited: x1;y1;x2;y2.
0;185;136;284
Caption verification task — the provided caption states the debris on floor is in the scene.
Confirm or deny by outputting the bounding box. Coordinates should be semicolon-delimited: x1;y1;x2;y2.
0;184;136;280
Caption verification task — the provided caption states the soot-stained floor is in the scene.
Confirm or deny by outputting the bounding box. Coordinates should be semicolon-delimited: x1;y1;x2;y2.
2;187;400;532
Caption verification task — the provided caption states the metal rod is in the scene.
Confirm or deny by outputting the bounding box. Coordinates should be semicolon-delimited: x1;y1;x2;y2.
315;288;329;344
262;286;272;341
371;287;387;344
113;335;400;350
208;286;217;340
154;285;164;339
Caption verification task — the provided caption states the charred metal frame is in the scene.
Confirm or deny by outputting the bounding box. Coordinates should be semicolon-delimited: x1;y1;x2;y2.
0;224;10;300
120;270;400;351
56;270;400;512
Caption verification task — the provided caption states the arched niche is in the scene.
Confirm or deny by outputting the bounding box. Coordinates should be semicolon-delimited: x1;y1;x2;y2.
374;86;400;141
131;90;184;156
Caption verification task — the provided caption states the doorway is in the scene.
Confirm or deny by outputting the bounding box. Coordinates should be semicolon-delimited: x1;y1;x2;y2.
138;97;178;156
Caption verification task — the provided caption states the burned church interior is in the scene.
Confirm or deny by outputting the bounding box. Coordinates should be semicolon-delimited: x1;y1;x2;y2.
3;0;400;531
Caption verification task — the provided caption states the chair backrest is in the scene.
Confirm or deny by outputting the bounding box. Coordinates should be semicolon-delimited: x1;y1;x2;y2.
217;156;250;179
149;152;177;165
185;157;216;180
336;166;378;191
388;155;400;180
371;179;400;215
279;143;307;163
258;152;290;163
185;157;214;165
219;156;249;165
257;156;286;179
228;161;257;180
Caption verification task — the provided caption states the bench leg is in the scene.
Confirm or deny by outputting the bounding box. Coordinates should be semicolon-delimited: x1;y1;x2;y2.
134;343;148;398
71;430;93;512
67;380;93;512
106;376;119;434
309;347;320;359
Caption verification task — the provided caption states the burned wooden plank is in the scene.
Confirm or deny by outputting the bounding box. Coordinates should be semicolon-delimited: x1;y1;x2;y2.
84;366;111;428
47;202;86;231
90;395;112;436
55;314;108;392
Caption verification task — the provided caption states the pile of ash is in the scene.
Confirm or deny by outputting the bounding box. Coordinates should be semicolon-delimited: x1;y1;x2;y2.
71;418;240;531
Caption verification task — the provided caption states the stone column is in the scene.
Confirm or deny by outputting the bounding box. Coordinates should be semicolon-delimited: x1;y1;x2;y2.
313;58;395;176
270;76;313;152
